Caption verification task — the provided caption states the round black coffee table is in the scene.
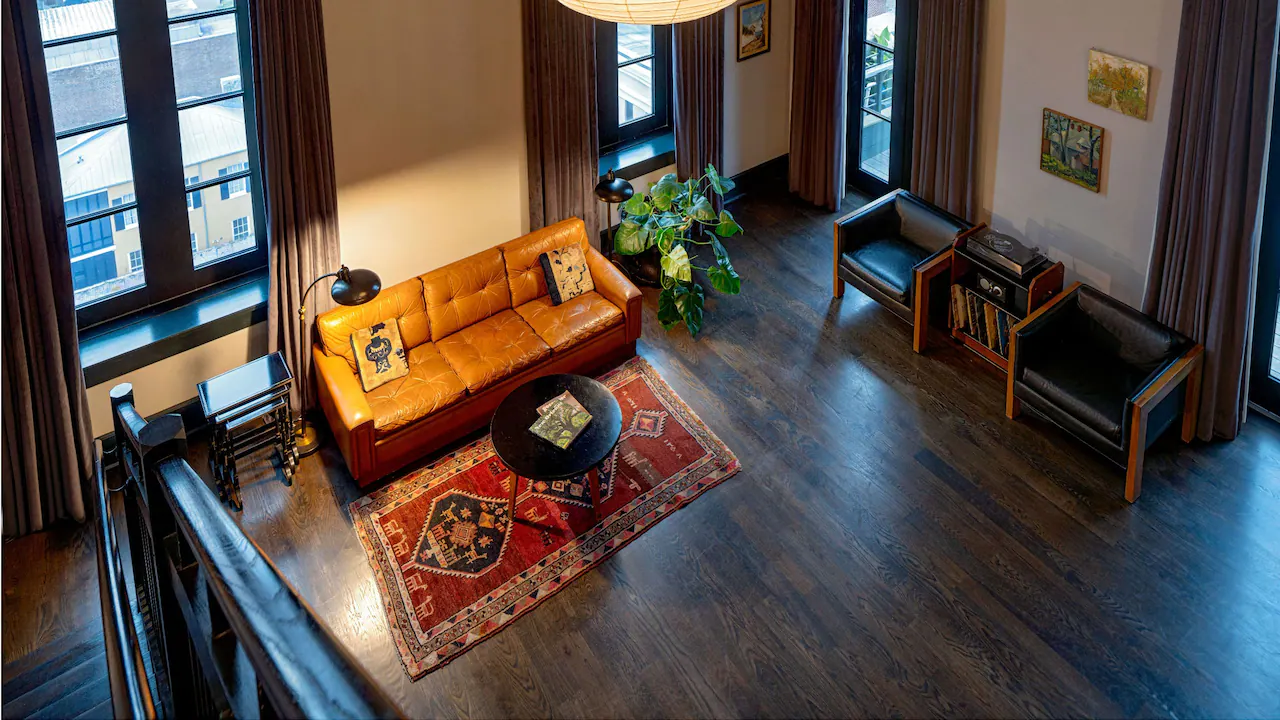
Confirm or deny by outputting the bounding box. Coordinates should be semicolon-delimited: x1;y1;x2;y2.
491;374;622;521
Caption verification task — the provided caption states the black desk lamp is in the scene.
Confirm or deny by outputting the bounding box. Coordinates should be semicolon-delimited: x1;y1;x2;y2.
297;265;382;455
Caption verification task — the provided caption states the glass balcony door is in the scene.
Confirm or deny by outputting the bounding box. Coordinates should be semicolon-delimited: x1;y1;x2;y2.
846;0;914;197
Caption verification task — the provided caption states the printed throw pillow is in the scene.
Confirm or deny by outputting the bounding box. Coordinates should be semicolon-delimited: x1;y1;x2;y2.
350;320;409;393
539;245;595;305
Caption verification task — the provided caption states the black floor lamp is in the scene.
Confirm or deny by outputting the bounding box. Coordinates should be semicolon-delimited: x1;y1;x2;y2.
595;169;660;286
297;265;381;455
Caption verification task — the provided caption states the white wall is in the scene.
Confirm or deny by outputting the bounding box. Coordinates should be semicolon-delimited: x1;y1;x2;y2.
979;0;1182;306
723;0;794;176
321;0;529;288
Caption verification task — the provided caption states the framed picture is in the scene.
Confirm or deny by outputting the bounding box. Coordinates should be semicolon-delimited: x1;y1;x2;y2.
1088;49;1151;120
737;0;771;61
1040;108;1104;193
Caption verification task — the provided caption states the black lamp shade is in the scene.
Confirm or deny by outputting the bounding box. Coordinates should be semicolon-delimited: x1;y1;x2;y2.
595;169;634;204
331;267;381;306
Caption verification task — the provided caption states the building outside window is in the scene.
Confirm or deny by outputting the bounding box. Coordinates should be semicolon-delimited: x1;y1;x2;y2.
35;0;267;325
596;21;672;152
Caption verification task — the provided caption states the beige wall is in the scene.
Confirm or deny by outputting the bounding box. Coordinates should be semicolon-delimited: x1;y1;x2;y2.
978;0;1182;306
723;0;794;176
321;0;529;288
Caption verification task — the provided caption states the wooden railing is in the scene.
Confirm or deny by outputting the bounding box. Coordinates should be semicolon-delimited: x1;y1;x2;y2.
101;382;402;719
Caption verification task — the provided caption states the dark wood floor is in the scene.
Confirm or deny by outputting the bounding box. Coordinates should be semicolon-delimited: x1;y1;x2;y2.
7;185;1280;718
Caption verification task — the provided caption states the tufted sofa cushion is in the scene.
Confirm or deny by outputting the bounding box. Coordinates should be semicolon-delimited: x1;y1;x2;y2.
499;217;591;307
434;310;551;392
316;278;431;373
365;343;467;437
420;248;512;342
515;291;622;351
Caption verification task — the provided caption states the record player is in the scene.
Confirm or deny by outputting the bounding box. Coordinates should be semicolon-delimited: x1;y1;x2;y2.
965;227;1046;280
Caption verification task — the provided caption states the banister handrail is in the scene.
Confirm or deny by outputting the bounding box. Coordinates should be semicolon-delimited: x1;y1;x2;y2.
153;453;401;719
93;444;157;720
104;383;403;719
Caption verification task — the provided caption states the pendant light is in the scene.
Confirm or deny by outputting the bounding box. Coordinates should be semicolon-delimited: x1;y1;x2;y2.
557;0;736;24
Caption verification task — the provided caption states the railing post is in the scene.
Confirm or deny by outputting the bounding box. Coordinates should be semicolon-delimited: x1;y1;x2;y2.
109;383;133;470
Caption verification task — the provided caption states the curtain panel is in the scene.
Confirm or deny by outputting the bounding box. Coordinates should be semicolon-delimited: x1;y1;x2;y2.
789;0;849;212
674;12;725;182
2;0;94;537
254;0;343;413
1143;0;1279;440
524;0;602;237
910;0;983;221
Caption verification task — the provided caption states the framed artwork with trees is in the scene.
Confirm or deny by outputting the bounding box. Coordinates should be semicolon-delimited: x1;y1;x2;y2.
1040;108;1104;193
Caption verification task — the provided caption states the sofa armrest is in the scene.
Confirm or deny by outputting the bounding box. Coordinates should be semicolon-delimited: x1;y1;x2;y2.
1005;282;1082;418
588;246;643;342
313;345;375;478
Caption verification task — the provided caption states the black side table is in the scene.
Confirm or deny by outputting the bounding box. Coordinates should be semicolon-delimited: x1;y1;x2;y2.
197;351;298;510
491;374;623;522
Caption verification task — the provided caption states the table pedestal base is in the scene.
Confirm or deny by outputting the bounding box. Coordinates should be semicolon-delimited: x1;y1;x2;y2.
508;467;602;526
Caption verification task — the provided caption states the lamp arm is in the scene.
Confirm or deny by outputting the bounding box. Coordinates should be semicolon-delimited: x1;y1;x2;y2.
298;269;344;324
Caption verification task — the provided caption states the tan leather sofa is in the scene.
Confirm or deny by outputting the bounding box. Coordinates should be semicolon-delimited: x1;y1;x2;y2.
312;217;642;486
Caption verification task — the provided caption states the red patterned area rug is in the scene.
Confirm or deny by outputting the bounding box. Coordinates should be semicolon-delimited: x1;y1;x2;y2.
350;356;740;679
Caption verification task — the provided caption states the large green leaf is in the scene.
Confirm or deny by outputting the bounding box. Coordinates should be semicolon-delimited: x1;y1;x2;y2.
708;264;741;295
714;209;743;238
655;227;676;254
650;174;682;211
657;287;681;329
688;195;717;222
705;164;736;196
675;283;705;337
614;220;646;254
660;243;692;283
620;195;650;218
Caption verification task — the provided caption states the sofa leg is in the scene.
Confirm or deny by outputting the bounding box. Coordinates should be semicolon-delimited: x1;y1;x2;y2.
1005;394;1020;419
1125;405;1147;502
834;277;845;299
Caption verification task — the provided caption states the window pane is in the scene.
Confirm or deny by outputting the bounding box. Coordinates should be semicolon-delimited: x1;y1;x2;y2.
168;0;235;21
178;97;247;168
861;46;893;117
44;37;126;134
37;0;116;43
57;126;134;221
68;210;145;308
170;15;243;103
617;24;652;63
866;0;895;49
859;112;891;182
618;59;654;125
188;181;256;269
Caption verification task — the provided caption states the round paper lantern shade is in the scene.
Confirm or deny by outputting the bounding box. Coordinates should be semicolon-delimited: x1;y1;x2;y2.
557;0;736;24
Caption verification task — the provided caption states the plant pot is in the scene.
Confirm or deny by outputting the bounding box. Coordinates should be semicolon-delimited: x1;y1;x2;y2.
613;247;662;288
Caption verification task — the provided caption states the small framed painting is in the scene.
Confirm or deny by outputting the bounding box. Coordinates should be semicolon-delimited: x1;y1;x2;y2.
737;0;771;61
1088;49;1151;120
1040;108;1104;193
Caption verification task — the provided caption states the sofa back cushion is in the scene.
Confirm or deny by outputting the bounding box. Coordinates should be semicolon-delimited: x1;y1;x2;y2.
317;277;431;373
420;248;512;342
896;192;970;254
499;217;590;307
1075;285;1191;373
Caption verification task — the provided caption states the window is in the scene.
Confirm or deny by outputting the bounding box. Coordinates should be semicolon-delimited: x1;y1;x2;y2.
846;0;915;194
33;0;267;326
595;22;672;152
232;217;250;242
190;232;198;253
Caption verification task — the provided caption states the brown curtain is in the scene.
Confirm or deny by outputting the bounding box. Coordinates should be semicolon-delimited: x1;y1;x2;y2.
790;0;849;212
524;0;602;236
674;13;724;181
2;0;93;537
1143;0;1278;441
254;0;342;412
910;0;983;220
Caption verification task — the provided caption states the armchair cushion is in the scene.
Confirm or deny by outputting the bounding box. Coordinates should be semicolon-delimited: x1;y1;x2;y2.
1021;343;1149;443
839;239;931;305
366;343;467;438
515;291;623;351
435;310;551;392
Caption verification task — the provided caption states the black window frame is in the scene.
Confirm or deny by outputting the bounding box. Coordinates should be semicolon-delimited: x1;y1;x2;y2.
25;0;268;330
596;20;673;153
845;0;917;197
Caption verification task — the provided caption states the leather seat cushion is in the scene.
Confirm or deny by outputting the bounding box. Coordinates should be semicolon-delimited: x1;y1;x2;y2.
840;238;930;305
366;343;467;438
515;291;623;351
420;248;513;342
1022;344;1149;443
435;310;551;392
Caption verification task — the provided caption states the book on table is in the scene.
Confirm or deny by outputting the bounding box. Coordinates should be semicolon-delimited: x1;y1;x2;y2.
529;392;593;449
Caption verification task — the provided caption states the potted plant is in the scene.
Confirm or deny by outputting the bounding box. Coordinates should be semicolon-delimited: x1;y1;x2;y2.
613;164;743;337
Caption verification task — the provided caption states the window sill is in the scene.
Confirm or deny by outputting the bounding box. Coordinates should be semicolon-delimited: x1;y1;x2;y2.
79;270;269;388
599;130;676;182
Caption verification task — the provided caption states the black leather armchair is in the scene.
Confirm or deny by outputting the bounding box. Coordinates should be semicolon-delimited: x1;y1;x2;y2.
833;189;972;352
1006;283;1204;501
